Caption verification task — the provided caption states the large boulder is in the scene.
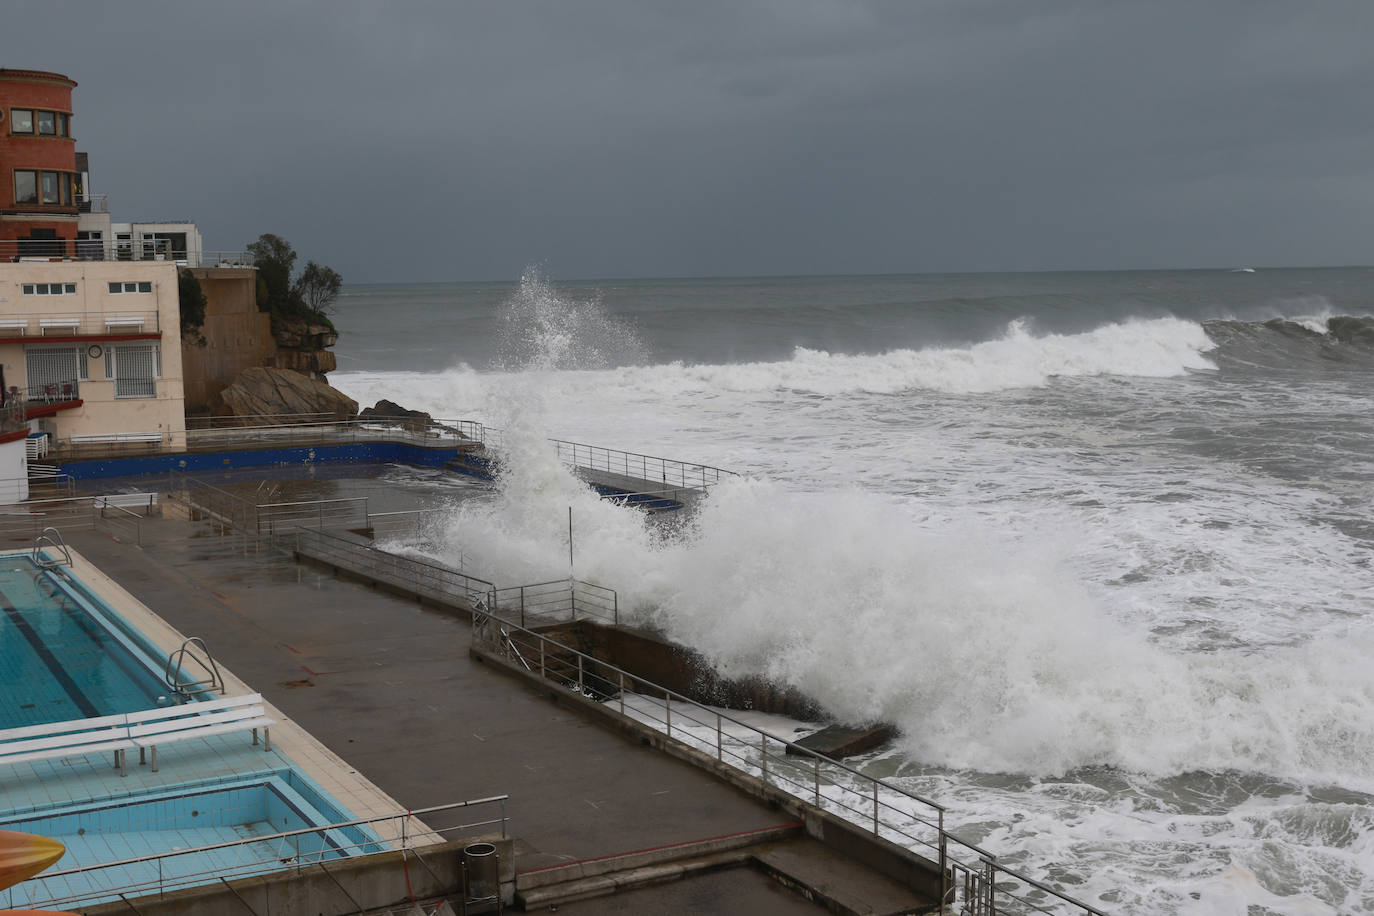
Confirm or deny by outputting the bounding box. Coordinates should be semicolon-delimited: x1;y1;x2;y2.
359;399;433;430
216;366;357;424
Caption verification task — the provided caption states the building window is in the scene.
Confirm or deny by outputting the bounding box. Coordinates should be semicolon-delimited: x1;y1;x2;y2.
8;108;68;137
41;171;60;204
25;346;86;401
14;170;37;204
107;281;153;294
106;343;160;398
12;169;73;207
20;283;77;295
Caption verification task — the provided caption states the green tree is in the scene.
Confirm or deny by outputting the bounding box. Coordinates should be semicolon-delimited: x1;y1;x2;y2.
246;233;297;314
177;269;208;339
294;261;342;315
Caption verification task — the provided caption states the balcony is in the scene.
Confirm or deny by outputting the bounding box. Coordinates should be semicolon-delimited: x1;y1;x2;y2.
77;194;109;214
2;239;253;268
0;311;160;339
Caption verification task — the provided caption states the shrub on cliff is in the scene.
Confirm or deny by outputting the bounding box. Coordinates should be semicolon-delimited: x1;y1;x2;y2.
246;233;340;333
178;269;207;341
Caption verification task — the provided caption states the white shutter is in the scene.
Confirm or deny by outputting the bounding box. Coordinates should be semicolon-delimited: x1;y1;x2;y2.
25;347;80;398
113;345;157;398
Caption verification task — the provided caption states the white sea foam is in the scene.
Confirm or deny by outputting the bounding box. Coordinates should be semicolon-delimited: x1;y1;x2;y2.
336;300;1374;914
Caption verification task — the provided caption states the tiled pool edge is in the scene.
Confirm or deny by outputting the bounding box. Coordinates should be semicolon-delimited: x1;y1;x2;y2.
42;545;441;850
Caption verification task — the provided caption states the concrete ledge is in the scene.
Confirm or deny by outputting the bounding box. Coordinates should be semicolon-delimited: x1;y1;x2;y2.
80;836;515;916
517;821;802;890
471;646;946;905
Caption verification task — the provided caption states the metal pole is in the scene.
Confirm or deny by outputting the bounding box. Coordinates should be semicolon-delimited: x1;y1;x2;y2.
717;714;722;760
873;783;879;834
568;506;574;575
665;691;671;738
814;756;820;806
761;732;767;782
619;672;625;715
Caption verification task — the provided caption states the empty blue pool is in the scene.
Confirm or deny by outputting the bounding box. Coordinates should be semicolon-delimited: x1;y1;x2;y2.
0;768;382;908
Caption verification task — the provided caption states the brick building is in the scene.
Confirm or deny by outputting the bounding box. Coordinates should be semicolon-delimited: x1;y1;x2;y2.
0;69;79;257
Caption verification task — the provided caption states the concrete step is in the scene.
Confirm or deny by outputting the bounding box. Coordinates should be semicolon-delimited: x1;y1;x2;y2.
517;822;803;907
751;839;937;916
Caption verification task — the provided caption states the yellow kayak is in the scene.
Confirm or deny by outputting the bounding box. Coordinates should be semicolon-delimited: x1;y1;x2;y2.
0;830;64;891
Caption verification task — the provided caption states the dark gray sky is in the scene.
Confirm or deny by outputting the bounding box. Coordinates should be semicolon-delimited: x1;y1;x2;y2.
10;1;1373;282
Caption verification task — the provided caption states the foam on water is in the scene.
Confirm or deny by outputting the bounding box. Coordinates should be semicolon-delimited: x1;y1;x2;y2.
337;279;1374;914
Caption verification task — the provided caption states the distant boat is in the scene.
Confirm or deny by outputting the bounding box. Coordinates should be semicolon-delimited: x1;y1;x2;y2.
1230;267;1256;273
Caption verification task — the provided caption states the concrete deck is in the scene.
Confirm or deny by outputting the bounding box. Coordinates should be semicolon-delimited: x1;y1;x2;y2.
58;518;934;911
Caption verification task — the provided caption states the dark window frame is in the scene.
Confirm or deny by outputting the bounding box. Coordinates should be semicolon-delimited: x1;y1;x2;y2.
12;169;76;208
8;107;70;138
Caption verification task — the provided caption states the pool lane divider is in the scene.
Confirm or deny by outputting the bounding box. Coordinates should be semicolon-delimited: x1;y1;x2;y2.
0;587;100;719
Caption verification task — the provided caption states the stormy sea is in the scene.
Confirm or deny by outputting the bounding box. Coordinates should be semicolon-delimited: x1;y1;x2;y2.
329;267;1374;915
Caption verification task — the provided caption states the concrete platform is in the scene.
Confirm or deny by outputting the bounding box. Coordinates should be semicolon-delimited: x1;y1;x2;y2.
61;518;936;911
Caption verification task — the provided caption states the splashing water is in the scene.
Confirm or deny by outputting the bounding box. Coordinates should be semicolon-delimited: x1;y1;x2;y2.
494;268;646;371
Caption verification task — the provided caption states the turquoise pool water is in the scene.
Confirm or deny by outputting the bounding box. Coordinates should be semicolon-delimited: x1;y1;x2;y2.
0;556;174;729
0;768;383;909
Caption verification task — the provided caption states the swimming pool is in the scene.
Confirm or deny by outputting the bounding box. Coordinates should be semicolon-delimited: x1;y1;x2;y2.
0;768;383;908
0;555;176;730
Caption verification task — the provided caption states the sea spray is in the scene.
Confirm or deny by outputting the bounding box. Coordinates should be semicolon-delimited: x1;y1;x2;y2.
431;425;1374;790
494;268;646;371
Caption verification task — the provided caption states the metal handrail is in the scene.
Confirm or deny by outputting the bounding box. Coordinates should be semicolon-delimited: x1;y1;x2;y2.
31;526;72;568
98;499;144;546
477;615;1107;916
11;796;508;911
164;636;224;698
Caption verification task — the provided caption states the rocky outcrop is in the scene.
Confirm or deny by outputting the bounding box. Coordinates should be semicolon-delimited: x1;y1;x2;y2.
271;315;339;380
359;399;433;430
215;366;357;424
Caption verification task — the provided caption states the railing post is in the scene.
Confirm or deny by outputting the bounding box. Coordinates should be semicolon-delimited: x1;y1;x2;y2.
760;732;767;782
717;713;722;760
520;586;526;628
814;756;820;806
539;641;545;678
873;782;879;834
938;813;949;915
665;691;671;738
619;671;625;715
577;654;584;693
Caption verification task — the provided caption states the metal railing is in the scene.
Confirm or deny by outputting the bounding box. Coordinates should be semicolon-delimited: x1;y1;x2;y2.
491;578;619;628
0;493;158;540
97;499;144;546
5;796;508;912
77;193;109;213
552;439;733;489
290;527;496;610
22;378;79;403
0;240;257;268
475;616;1106;916
0;311;160;338
255;496;370;535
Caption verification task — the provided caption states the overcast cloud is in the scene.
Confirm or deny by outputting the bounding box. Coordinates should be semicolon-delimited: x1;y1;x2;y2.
8;1;1373;281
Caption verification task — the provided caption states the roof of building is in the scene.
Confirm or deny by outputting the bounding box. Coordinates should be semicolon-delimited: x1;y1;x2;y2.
0;68;77;87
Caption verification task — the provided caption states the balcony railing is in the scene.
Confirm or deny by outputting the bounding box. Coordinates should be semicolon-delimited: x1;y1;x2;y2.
1;239;254;269
8;378;80;404
77;194;109;214
0;311;160;337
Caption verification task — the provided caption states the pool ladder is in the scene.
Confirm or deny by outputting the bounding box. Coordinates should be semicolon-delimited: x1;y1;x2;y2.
31;527;73;569
165;636;225;699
